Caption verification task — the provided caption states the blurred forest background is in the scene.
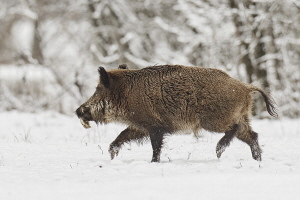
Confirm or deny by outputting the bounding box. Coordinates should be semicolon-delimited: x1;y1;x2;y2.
0;0;299;118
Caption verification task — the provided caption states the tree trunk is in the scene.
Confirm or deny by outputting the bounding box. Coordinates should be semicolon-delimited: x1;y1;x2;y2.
87;0;129;65
229;0;254;83
32;18;44;64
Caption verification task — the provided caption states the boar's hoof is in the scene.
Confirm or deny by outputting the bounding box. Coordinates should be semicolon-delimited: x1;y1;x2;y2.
252;152;262;161
80;118;91;129
151;157;160;163
216;144;225;159
109;145;120;160
250;144;262;161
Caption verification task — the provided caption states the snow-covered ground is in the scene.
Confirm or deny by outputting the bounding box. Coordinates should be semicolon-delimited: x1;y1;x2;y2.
0;111;299;200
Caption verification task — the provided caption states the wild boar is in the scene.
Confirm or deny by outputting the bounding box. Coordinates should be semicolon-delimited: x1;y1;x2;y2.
75;64;277;162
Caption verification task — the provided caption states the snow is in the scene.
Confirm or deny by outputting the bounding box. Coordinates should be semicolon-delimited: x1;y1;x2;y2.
0;65;56;83
0;111;300;199
10;18;35;53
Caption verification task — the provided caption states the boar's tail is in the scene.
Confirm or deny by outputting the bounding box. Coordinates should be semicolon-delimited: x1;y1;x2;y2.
250;86;278;118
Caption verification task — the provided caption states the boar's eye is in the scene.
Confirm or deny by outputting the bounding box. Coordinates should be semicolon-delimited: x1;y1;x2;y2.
96;86;102;91
94;87;102;96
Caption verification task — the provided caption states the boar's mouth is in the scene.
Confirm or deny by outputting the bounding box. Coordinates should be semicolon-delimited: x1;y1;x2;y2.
79;118;91;129
76;106;93;129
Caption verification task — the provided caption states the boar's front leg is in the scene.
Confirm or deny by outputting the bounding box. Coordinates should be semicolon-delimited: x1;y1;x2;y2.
148;128;166;163
109;127;149;160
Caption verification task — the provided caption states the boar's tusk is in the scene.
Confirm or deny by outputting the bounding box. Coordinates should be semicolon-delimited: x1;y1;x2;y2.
80;118;91;129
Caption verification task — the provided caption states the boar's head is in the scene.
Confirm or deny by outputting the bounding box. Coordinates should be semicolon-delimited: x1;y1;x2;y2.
75;67;114;128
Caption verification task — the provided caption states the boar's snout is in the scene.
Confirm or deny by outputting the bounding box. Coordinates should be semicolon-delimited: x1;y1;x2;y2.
76;105;93;129
76;105;91;119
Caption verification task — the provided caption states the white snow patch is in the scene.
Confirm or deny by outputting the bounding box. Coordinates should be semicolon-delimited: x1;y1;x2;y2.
0;112;299;199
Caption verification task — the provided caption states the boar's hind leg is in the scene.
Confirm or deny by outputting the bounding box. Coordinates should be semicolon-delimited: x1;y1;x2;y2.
216;124;239;159
109;127;149;160
236;130;262;161
235;115;262;161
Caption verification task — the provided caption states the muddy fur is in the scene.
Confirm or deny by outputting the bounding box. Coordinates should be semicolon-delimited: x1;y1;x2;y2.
76;64;277;162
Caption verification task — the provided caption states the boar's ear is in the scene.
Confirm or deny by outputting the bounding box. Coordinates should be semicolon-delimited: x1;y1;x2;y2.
118;64;128;69
98;67;110;88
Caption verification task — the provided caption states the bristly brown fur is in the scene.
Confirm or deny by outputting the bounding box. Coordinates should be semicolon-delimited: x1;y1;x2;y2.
76;64;277;162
